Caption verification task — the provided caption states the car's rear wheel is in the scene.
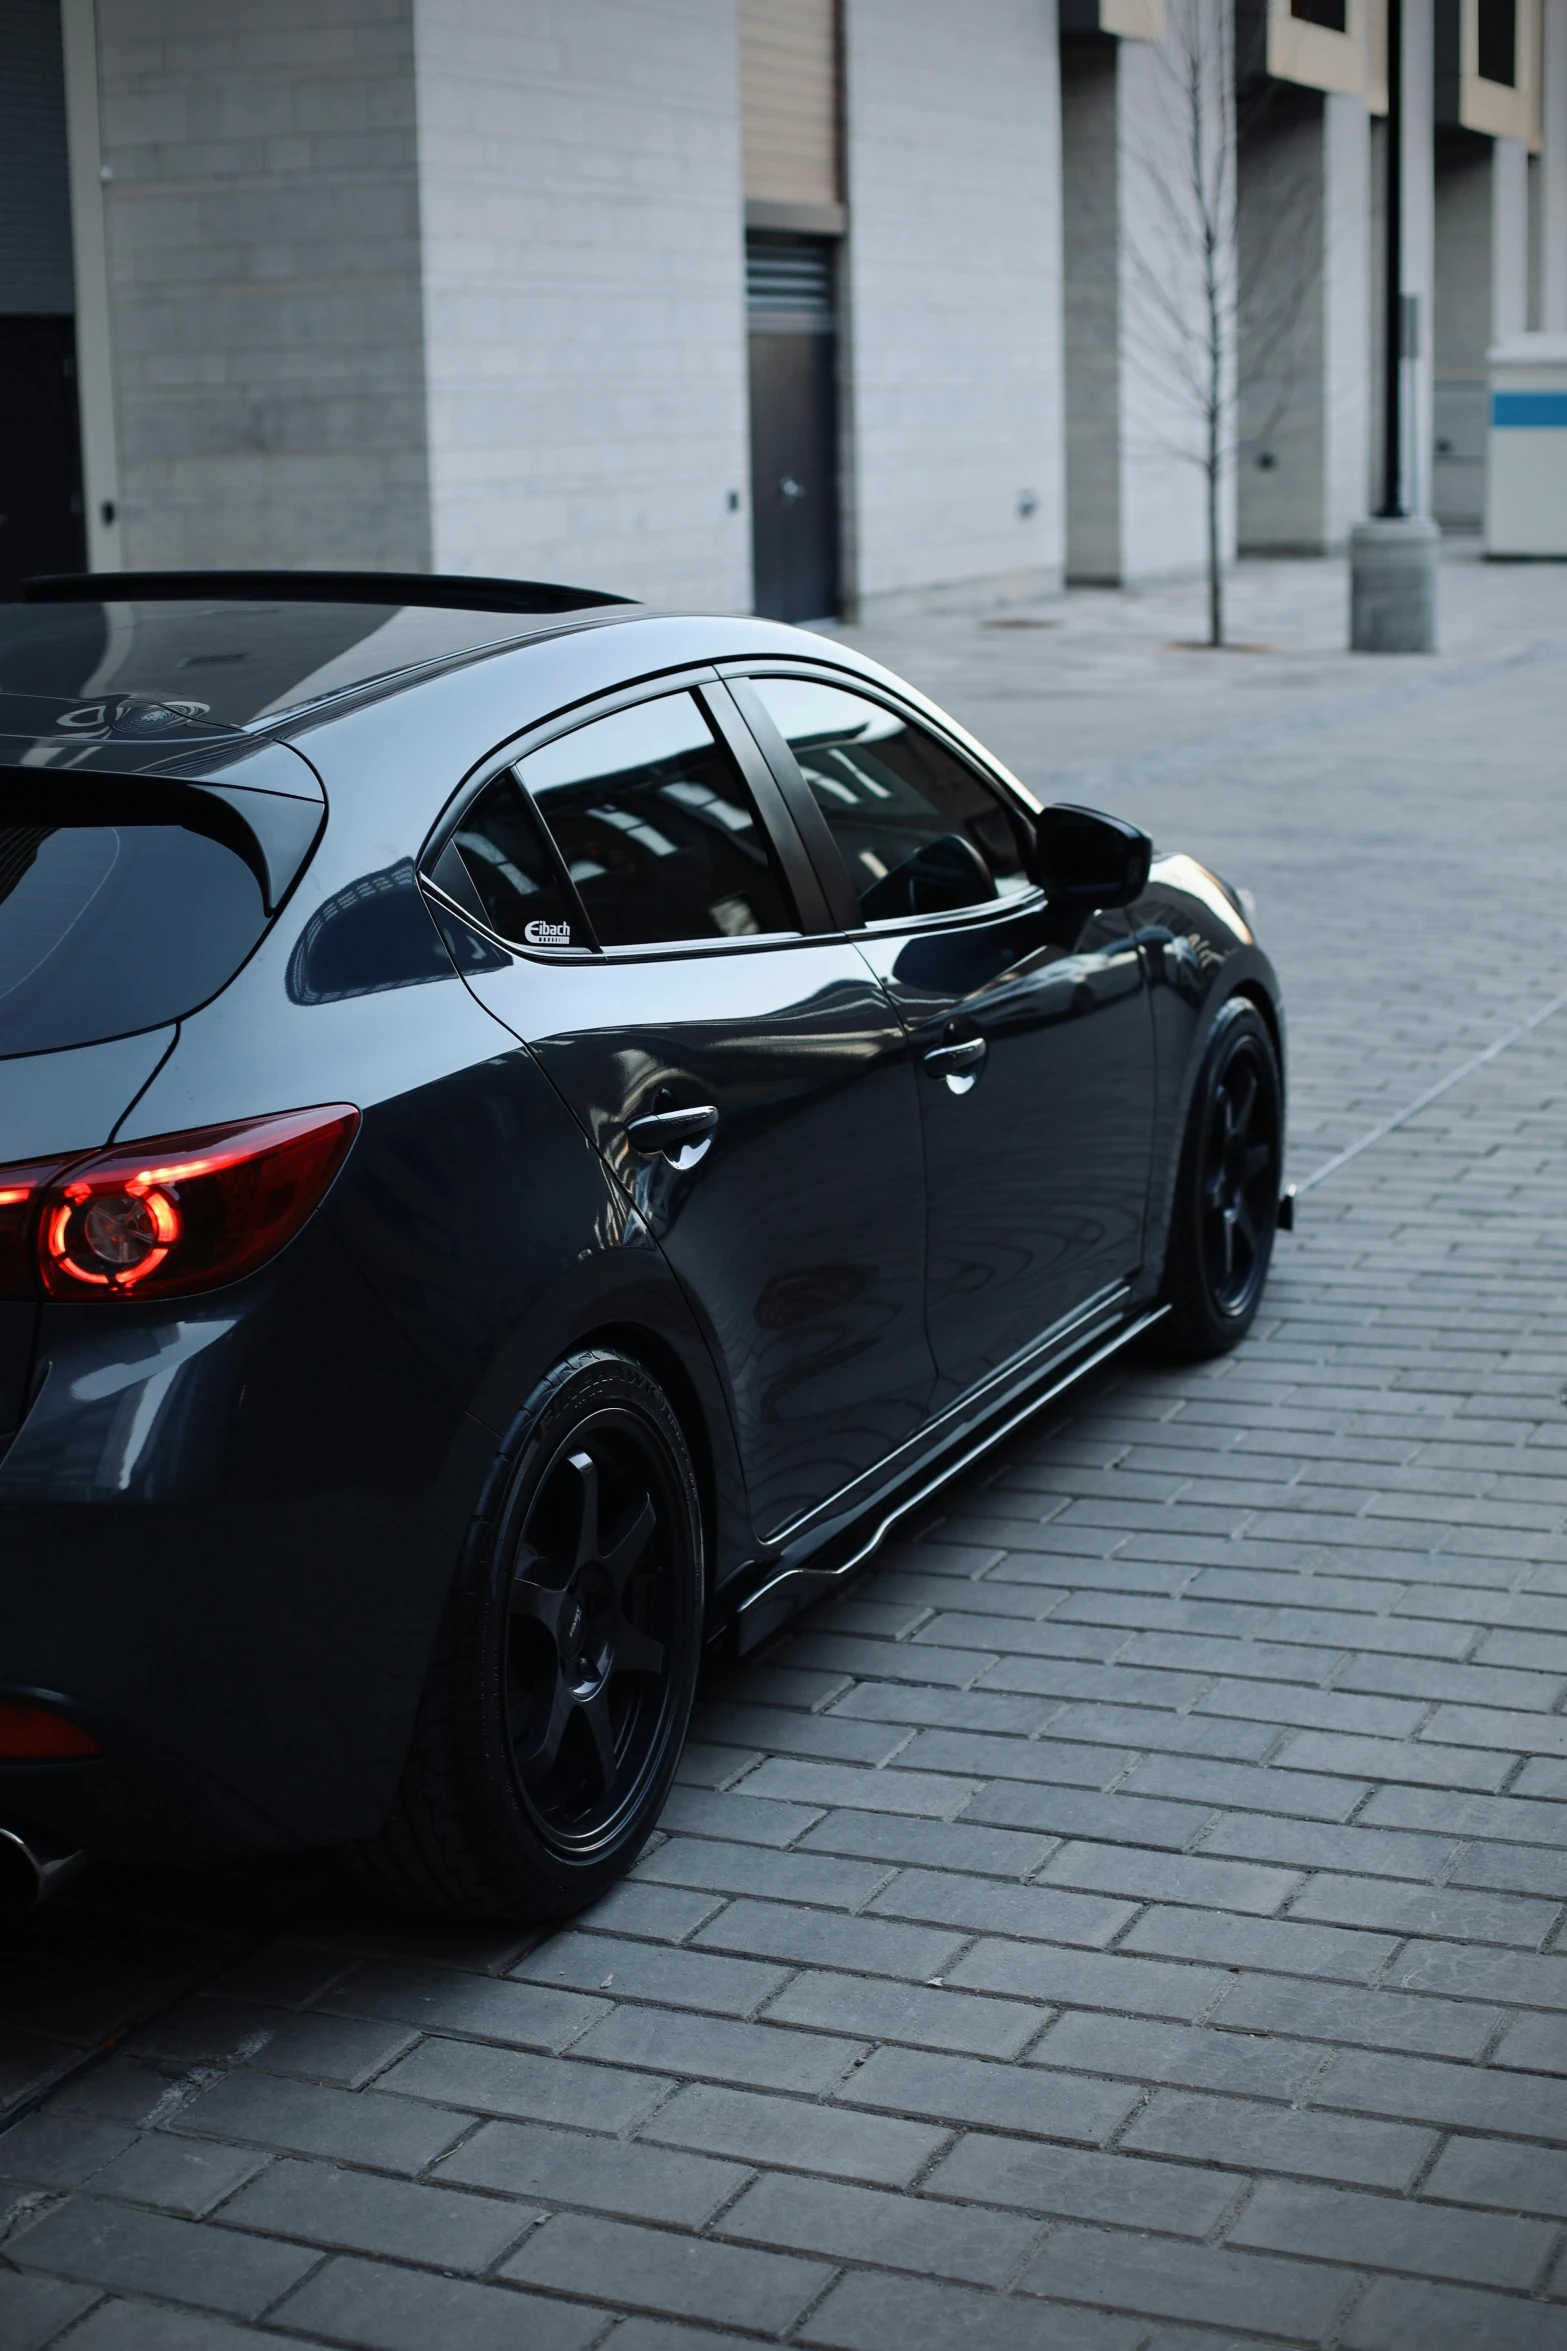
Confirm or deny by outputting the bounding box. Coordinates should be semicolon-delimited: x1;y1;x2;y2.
361;1349;703;1919
1157;998;1282;1358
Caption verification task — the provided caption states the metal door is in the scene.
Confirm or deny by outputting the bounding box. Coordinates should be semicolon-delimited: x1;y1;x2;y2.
856;905;1156;1406
747;236;840;623
429;682;933;1542
0;318;85;600
734;668;1156;1409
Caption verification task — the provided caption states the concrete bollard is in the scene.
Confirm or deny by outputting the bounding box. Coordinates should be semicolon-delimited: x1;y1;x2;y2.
1349;515;1440;653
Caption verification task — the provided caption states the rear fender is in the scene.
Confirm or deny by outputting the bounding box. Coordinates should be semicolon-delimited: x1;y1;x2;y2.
320;1038;753;1595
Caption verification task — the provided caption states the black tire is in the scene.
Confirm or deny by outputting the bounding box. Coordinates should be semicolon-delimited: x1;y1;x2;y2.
1157;998;1283;1359
361;1348;704;1919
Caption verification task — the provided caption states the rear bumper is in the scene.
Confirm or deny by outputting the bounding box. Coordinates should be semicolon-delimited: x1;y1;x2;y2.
0;1232;491;1859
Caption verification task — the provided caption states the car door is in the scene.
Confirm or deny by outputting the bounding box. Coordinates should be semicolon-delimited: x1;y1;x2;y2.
423;676;934;1542
734;669;1155;1409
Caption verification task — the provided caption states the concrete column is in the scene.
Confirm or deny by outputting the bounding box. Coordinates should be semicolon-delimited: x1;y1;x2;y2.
1117;1;1235;583
1542;0;1567;330
1061;36;1122;582
1323;93;1374;535
1492;137;1530;339
1402;0;1436;518
1428;130;1527;532
1062;0;1235;587
1432;135;1493;526
1237;87;1370;554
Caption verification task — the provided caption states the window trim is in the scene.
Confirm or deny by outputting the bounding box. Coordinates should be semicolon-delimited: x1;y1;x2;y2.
722;660;1047;938
417;667;831;964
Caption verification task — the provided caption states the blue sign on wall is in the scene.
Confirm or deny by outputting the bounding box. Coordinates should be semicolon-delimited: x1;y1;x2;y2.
1493;391;1567;428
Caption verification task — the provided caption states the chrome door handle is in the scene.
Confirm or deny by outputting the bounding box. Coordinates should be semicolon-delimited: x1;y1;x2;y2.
922;1037;987;1080
625;1104;719;1164
779;475;806;502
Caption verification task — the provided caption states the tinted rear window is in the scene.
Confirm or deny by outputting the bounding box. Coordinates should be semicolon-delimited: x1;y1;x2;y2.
0;821;265;1056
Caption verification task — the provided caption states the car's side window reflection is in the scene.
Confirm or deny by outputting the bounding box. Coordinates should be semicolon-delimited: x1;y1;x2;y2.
520;692;796;950
435;691;799;953
434;775;581;948
750;675;1031;924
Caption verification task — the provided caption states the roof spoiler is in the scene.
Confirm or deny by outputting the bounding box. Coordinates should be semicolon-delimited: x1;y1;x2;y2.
22;569;634;616
0;742;323;915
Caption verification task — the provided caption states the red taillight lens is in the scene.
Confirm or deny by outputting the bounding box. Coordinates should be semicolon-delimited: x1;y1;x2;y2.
0;1703;100;1759
0;1159;72;1298
0;1105;359;1303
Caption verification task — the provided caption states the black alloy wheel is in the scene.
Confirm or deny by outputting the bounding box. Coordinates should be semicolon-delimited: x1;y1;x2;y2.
506;1415;680;1848
1158;998;1283;1358
361;1350;703;1918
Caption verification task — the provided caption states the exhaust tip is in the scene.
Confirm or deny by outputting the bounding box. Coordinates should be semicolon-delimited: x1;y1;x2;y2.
0;1829;85;1917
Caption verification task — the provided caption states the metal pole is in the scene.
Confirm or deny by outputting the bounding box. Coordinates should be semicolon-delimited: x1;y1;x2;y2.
1379;0;1404;517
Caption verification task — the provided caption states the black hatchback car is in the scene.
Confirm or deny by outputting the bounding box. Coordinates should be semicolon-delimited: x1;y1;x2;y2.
0;572;1285;1919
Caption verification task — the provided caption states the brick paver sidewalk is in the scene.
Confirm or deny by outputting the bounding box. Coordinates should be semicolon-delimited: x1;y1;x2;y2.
4;551;1567;2350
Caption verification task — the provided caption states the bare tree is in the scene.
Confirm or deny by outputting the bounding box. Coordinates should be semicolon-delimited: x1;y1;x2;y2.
1113;0;1322;647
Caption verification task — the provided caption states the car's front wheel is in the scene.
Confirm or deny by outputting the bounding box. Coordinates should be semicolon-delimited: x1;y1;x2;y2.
1158;997;1283;1358
362;1348;704;1919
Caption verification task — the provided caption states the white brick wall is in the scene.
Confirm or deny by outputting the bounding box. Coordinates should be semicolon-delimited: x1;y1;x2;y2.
412;0;751;608
842;0;1064;611
96;0;431;571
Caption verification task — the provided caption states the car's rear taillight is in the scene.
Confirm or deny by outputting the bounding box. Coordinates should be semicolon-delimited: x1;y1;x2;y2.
0;1702;100;1760
0;1105;359;1303
0;1159;71;1298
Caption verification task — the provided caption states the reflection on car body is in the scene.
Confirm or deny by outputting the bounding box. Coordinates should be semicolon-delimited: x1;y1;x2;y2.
0;570;1286;1920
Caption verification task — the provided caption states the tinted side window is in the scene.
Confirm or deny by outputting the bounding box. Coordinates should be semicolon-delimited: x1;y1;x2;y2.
436;775;580;949
519;692;795;949
0;822;265;1056
751;676;1030;923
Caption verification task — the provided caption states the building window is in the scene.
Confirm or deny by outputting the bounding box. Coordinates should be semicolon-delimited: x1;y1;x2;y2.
1290;0;1348;28
1478;3;1518;88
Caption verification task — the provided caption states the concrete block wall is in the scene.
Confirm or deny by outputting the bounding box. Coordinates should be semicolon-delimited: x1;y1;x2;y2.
412;0;751;609
842;0;1064;613
94;0;431;571
71;0;1536;606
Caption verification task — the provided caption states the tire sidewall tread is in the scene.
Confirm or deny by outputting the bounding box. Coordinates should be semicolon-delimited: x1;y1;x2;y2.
362;1347;703;1920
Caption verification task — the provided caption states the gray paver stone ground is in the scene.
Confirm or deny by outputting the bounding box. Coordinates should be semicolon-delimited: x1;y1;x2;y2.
7;551;1567;2348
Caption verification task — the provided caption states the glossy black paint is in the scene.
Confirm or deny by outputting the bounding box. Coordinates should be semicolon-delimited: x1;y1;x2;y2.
474;939;932;1542
854;903;1154;1406
0;595;1284;1862
0;1306;32;1437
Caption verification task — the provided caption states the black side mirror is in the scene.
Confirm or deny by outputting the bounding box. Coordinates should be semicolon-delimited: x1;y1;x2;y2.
1031;803;1152;911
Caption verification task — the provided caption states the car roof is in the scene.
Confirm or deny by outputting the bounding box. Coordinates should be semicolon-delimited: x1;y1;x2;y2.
3;571;991;816
6;571;632;739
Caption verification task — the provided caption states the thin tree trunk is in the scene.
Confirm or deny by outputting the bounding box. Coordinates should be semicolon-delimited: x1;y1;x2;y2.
1207;425;1223;648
